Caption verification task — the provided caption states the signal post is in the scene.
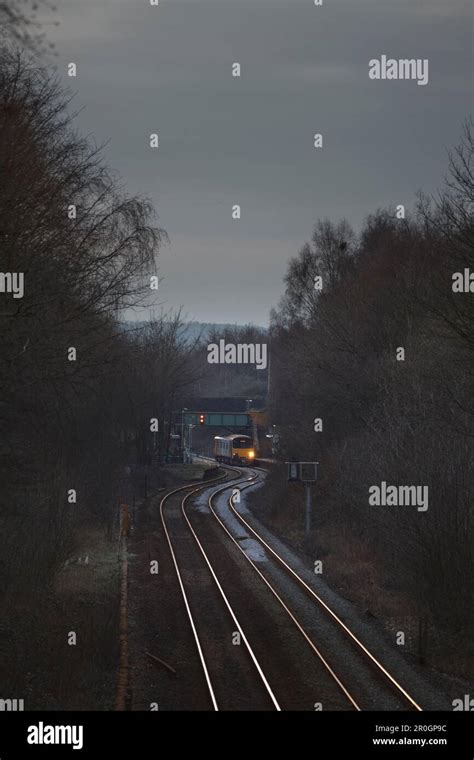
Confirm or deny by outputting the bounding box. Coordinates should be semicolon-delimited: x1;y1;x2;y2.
287;461;318;538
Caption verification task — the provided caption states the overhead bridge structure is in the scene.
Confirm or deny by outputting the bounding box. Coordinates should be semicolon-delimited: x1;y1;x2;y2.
173;397;269;461
182;411;251;428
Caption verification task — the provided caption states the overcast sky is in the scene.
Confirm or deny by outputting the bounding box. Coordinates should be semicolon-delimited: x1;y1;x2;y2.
48;0;472;325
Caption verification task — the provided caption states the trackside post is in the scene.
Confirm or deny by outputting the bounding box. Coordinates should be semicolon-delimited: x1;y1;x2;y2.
286;461;318;538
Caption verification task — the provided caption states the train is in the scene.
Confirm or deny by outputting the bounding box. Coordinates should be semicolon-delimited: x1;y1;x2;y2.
213;434;256;465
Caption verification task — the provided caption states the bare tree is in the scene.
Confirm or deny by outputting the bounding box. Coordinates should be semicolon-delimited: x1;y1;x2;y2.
0;1;58;54
268;132;474;656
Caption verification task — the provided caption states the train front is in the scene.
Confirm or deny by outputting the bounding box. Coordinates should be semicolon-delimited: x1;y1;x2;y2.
232;436;256;465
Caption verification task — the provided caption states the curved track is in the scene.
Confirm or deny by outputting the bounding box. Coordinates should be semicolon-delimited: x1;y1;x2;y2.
159;471;281;710
220;466;423;711
158;462;424;710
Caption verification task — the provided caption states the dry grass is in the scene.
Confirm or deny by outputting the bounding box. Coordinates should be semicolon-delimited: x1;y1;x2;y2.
0;520;120;710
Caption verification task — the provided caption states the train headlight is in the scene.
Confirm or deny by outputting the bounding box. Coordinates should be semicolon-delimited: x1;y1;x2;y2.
249;450;255;458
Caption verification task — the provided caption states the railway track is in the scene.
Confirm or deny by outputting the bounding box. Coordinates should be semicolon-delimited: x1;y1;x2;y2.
158;463;426;711
215;466;424;711
159;470;280;710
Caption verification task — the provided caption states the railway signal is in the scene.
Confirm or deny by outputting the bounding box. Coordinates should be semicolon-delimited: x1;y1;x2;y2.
287;461;300;482
286;461;318;482
286;461;319;537
199;413;205;425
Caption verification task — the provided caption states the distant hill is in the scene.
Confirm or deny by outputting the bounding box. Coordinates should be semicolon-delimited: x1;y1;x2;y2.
179;321;237;342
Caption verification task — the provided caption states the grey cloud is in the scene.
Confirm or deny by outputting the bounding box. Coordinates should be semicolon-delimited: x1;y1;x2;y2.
48;0;472;324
